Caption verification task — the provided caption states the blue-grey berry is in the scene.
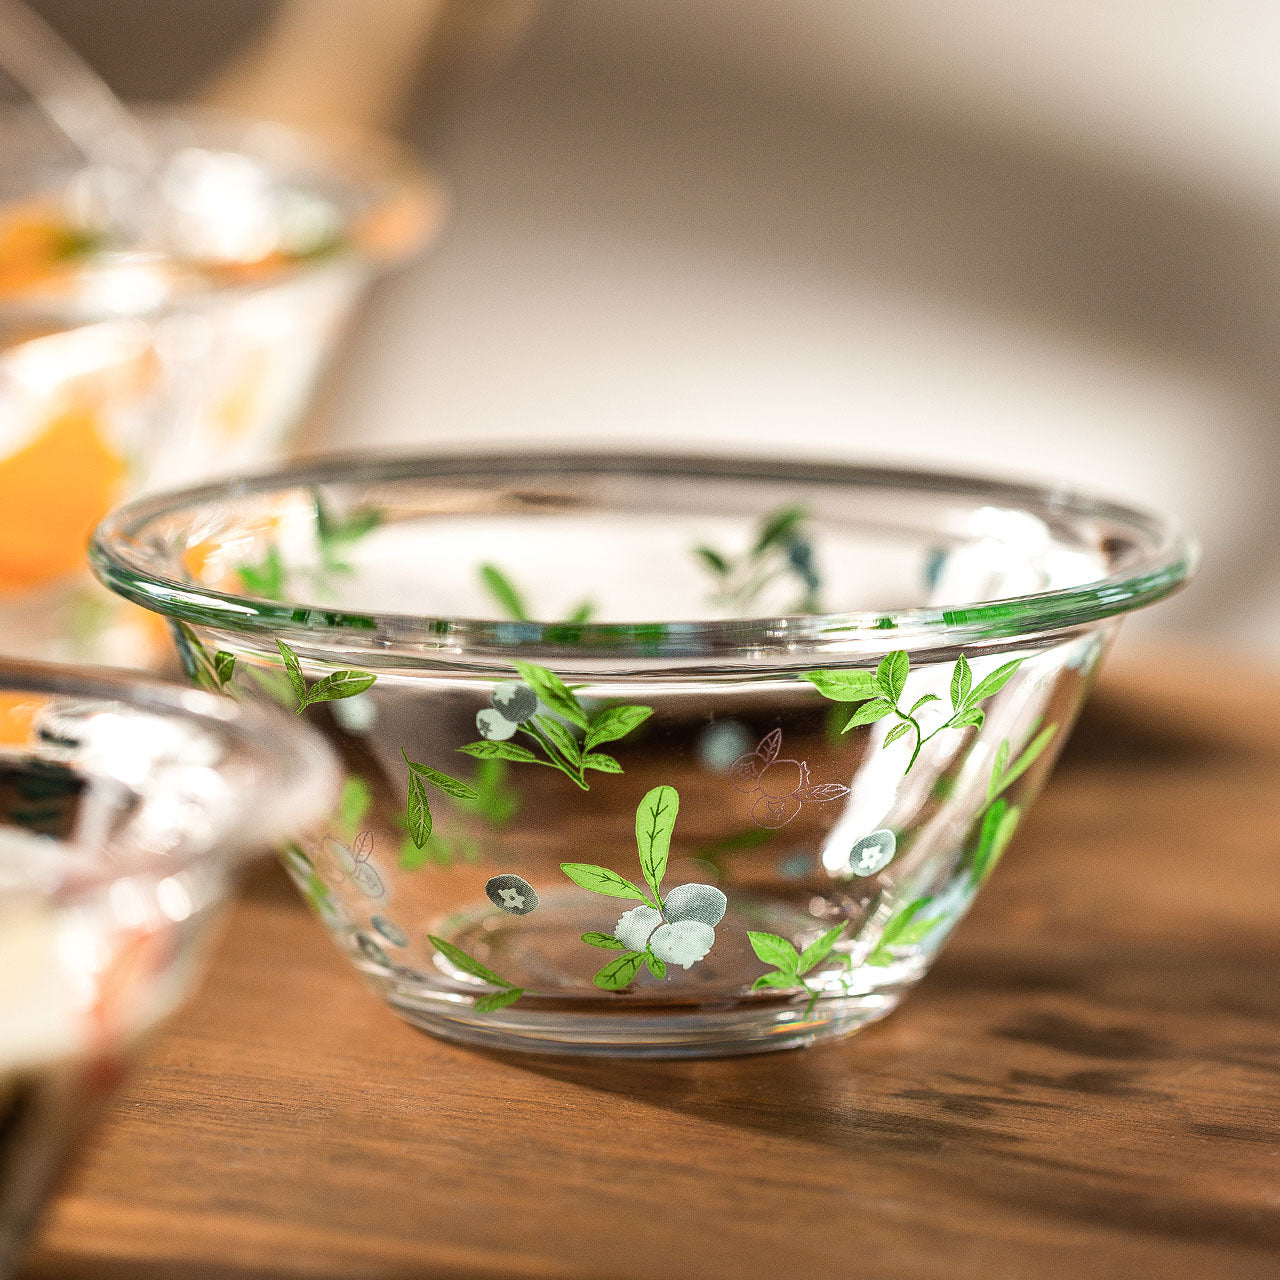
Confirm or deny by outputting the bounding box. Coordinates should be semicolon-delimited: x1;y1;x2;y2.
649;920;715;969
848;828;896;877
371;915;408;947
663;882;727;927
476;708;517;740
485;873;539;915
355;932;391;968
614;905;662;951
492;681;537;724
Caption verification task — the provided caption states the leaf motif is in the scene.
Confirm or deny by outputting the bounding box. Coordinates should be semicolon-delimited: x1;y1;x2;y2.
535;714;583;766
581;931;628;949
794;782;849;803
175;623;221;692
560;863;655;905
565;600;595;624
584;704;653;751
479;563;530;622
636;785;679;901
747;930;800;975
402;750;479;800
751;971;797;991
456;740;539;763
797;923;845;976
276;639;307;707
844;698;894;730
757;727;782;765
989;739;1012;802
514;662;589;729
694;545;731;576
880;898;931;947
213;650;237;688
950;708;985;730
883;722;912;748
645;953;667;979
753;504;807;555
593;951;646;990
406;773;432;847
474;987;523;1013
950;653;972;711
966;659;1022;707
993;723;1057;799
801;669;880;702
582;752;623;773
876;651;909;702
428;935;513;988
908;693;940;715
305;670;377;705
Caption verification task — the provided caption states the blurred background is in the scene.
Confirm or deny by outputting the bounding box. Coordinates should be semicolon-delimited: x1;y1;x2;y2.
24;0;1280;654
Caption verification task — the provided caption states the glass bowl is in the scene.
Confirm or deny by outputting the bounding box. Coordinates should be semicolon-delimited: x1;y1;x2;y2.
0;106;437;666
0;658;336;1275
88;452;1195;1057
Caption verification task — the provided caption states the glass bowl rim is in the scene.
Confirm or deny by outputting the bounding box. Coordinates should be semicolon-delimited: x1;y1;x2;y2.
0;657;337;898
0;104;440;322
89;449;1198;668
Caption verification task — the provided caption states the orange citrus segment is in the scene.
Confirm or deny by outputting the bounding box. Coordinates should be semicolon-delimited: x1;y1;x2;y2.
0;405;127;592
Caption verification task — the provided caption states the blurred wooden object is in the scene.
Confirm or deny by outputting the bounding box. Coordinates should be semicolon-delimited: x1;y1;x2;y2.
201;0;540;131
18;651;1280;1280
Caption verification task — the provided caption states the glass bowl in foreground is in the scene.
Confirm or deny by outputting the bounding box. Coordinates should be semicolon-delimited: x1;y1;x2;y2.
0;659;336;1275
89;453;1195;1057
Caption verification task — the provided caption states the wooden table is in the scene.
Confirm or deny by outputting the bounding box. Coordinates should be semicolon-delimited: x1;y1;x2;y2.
19;653;1280;1280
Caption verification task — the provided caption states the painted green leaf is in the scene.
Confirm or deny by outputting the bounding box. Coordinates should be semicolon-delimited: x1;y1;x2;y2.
801;669;880;702
993;723;1057;799
406;773;432;847
971;799;1022;883
753;504;807;555
457;740;539;763
535;714;582;766
474;987;524;1013
909;693;941;716
238;543;286;600
305;669;377;705
797;922;846;976
479;563;530;622
747;930;800;975
338;775;371;836
582;931;627;949
950;653;972;711
402;750;479;800
561;863;655;905
175;623;222;692
966;659;1022;707
428;935;513;988
883;722;912;748
844;698;895;730
880;897;931;947
635;784;679;901
514;662;589;729
751;971;797;991
276;639;307;708
593;951;646;990
989;739;1012;802
876;651;909;702
213;650;237;687
645;953;667;979
694;545;731;576
565;600;595;624
950;708;985;730
584;704;653;751
582;752;623;773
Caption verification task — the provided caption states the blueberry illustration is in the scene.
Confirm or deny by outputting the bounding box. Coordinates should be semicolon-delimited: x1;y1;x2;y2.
485;873;539;915
492;681;537;724
476;708;517;740
848;828;896;877
355;932;391;968
330;692;377;733
649;920;715;969
614;904;662;951
663;883;727;928
371;915;408;947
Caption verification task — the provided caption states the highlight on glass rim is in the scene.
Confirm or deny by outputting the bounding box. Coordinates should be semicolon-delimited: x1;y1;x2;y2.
6;2;1276;1277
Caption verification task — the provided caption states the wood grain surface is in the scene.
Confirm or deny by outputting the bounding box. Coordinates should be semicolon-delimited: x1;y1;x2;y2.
17;651;1280;1280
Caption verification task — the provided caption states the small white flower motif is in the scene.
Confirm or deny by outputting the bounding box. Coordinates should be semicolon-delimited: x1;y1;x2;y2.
615;905;662;951
847;828;896;877
476;680;539;740
650;921;715;969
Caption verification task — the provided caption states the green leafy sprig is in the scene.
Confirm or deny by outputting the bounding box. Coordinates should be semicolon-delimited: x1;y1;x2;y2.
694;503;822;614
401;748;479;850
478;562;595;624
748;923;846;1015
458;662;651;792
237;543;287;601
275;639;376;715
427;935;524;1012
314;490;383;577
803;651;1023;773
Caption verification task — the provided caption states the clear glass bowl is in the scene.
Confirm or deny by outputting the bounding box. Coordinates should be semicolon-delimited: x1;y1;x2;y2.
0;658;336;1275
0;107;436;666
89;452;1195;1057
